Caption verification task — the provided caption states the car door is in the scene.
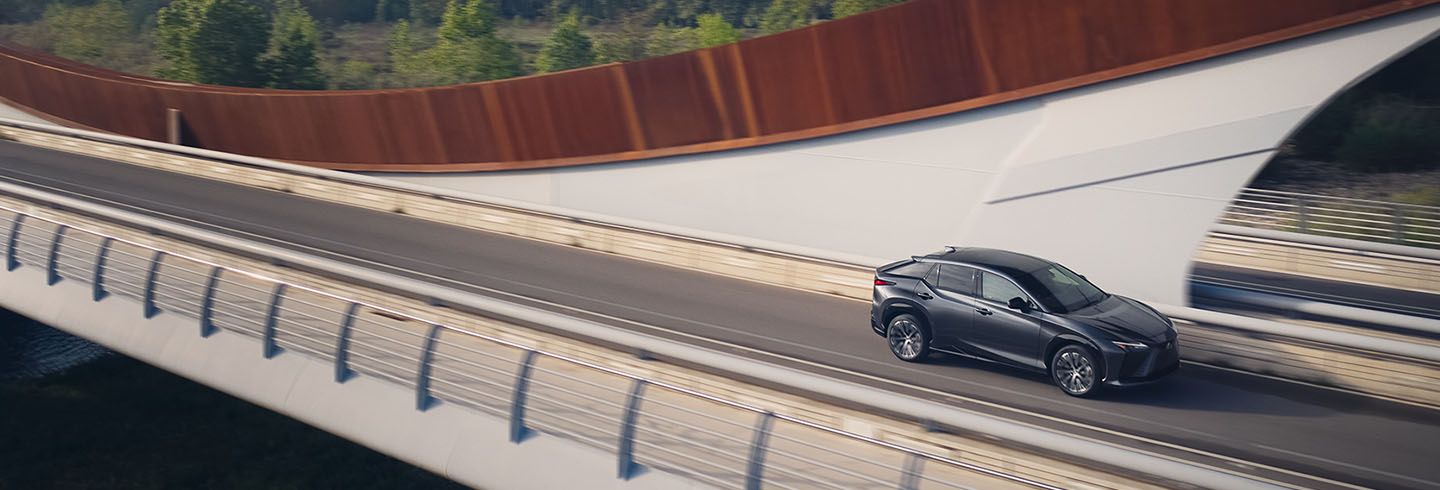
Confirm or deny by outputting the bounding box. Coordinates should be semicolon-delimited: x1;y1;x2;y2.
975;271;1046;369
913;264;979;351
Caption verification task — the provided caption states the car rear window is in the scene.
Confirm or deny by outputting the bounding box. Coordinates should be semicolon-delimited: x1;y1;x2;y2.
883;260;932;278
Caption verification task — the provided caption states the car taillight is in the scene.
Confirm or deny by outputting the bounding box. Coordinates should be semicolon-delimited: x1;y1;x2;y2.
874;278;895;286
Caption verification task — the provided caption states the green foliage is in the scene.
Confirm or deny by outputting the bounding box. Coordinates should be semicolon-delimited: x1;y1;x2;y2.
535;11;594;72
644;22;698;57
156;0;271;87
438;0;496;43
831;0;898;18
328;60;377;89
263;0;327;89
388;18;416;58
40;0;131;65
759;0;820;34
694;12;736;47
1392;186;1440;207
1334;97;1440;173
390;0;522;85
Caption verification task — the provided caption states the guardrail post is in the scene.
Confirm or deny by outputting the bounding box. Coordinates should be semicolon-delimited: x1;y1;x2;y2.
92;237;113;301
5;214;24;271
415;324;444;410
509;350;539;443
1393;205;1406;244
743;411;775;490
1296;197;1310;233
261;283;287;359
897;453;925;490
617;379;648;480
142;250;165;318
45;225;68;285
334;302;360;383
197;266;223;337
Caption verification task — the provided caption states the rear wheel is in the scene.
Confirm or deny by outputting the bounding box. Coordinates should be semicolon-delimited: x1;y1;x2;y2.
886;314;930;362
1051;345;1100;397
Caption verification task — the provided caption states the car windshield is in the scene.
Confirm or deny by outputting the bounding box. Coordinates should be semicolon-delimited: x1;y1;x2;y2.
1012;264;1107;313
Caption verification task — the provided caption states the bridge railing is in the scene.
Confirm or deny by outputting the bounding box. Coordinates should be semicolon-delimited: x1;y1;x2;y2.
0;199;1061;490
1220;187;1440;248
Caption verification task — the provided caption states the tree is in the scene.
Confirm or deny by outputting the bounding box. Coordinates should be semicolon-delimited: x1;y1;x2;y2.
832;0;899;18
263;0;327;89
157;0;271;87
438;0;496;43
695;13;738;47
535;12;595;72
42;0;131;65
759;0;819;34
392;0;523;86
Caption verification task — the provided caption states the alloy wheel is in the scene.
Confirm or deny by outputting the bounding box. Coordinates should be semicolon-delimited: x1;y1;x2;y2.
887;319;923;361
1054;349;1096;395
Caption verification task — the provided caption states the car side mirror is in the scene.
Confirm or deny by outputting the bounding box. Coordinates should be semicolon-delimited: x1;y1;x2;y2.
1007;297;1029;311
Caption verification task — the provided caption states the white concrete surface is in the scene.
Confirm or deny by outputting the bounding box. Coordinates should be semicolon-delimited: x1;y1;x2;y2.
384;8;1440;306
0;99;52;125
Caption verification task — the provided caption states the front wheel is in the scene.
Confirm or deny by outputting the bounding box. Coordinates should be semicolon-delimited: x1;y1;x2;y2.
1051;345;1100;397
886;314;930;362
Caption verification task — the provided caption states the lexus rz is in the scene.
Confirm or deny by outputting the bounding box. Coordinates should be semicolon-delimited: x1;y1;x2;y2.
871;248;1178;396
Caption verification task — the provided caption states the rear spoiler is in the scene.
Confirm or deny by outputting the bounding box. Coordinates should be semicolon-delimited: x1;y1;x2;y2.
926;245;959;256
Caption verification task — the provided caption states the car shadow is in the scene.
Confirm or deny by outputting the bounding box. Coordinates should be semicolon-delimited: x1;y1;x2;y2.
924;353;1338;417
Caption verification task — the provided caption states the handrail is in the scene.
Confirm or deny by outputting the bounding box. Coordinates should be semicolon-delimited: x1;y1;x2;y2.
1211;224;1440;262
1219;188;1440;248
0;176;1287;489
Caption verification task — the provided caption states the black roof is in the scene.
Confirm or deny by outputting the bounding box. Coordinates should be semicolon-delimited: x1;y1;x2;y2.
923;247;1054;274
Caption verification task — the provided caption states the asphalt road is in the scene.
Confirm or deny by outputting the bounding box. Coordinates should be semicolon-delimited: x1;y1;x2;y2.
4;140;1440;490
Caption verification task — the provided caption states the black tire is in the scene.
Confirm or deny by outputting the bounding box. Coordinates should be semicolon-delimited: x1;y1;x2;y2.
1051;344;1101;397
886;314;930;362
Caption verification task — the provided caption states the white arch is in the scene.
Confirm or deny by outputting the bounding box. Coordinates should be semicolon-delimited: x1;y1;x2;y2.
389;7;1440;305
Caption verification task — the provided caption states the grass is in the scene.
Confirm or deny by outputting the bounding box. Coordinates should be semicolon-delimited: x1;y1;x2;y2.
0;354;464;489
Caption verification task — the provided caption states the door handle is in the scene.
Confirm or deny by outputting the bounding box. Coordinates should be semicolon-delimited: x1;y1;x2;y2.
975;307;993;315
917;292;933;300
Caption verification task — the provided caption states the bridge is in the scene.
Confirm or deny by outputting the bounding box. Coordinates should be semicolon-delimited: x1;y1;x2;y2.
2;1;1440;489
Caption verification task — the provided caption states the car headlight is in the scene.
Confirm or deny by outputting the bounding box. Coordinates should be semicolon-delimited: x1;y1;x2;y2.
1112;341;1149;352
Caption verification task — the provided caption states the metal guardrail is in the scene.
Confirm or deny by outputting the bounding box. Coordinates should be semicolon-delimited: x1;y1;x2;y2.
0;203;1059;489
0;180;1297;489
0;200;1064;490
1220;187;1440;248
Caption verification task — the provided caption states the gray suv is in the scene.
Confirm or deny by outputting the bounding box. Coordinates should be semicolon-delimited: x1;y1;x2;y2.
870;247;1178;396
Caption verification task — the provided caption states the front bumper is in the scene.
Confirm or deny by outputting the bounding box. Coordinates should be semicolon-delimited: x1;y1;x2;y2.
1101;339;1180;387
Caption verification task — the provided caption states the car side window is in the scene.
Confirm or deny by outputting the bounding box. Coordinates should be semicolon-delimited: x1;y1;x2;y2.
921;264;940;287
980;271;1028;304
936;265;976;296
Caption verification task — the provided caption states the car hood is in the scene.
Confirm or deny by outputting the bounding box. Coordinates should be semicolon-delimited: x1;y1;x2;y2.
1066;295;1172;342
